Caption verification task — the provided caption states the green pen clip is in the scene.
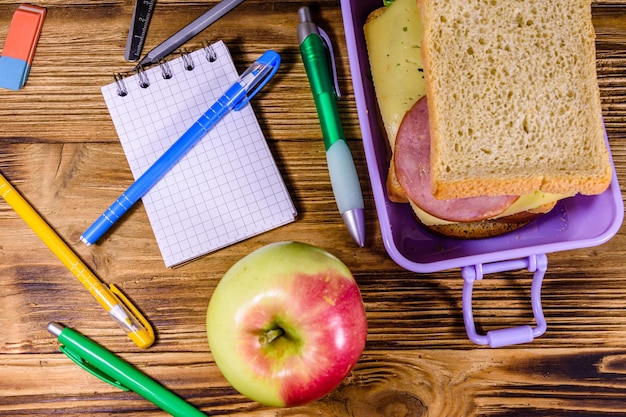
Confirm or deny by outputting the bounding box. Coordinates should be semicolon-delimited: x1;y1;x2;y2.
59;345;130;392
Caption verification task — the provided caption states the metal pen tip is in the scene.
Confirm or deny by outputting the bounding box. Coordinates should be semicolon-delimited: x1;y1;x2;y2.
298;6;311;23
131;62;144;73
131;55;150;73
47;322;64;337
342;208;366;248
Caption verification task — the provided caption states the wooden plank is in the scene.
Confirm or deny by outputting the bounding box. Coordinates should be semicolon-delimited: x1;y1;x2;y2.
1;1;626;415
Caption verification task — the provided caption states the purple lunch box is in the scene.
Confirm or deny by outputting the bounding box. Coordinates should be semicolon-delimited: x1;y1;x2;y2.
340;0;624;347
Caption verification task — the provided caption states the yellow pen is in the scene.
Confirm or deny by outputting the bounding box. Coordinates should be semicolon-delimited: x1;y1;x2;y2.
0;172;154;348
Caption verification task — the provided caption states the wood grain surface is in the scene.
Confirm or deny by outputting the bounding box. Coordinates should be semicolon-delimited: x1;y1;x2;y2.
1;1;626;416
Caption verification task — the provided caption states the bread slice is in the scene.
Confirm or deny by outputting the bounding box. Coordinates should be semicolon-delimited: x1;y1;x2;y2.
426;217;533;239
417;0;612;199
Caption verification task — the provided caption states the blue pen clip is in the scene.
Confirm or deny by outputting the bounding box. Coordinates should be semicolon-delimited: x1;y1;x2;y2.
317;27;342;99
59;345;130;392
233;50;281;111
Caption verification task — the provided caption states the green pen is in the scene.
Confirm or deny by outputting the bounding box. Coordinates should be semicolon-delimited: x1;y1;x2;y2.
297;6;366;247
47;323;206;417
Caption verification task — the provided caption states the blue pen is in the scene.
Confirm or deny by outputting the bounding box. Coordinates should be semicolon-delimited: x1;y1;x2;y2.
81;50;281;246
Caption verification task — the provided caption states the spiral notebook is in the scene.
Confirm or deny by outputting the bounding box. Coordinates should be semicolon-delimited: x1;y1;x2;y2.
101;40;296;267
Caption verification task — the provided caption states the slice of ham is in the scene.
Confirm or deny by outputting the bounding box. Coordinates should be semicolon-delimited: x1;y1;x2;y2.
394;97;518;222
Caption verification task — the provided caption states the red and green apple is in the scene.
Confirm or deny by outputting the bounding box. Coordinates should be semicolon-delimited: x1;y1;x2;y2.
206;241;367;407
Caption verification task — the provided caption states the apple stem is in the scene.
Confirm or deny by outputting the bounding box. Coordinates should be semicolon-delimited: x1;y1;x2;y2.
259;328;284;346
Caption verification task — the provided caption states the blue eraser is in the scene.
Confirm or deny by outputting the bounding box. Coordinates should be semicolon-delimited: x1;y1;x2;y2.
0;56;29;90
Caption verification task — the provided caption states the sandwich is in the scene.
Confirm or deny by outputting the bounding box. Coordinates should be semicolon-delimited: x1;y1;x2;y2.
363;0;612;238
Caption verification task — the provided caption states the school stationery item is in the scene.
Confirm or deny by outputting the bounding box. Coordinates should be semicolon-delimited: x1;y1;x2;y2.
297;7;365;247
0;4;46;90
90;41;296;267
47;323;206;417
133;0;244;70
0;172;154;348
124;0;156;61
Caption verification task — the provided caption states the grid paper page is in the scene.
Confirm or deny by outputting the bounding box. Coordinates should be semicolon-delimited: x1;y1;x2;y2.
101;41;296;267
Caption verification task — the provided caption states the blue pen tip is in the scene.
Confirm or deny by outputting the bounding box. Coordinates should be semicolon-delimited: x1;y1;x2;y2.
256;50;281;67
79;235;93;247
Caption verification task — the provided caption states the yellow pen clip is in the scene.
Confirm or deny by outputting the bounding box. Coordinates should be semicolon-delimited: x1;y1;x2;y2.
109;284;155;349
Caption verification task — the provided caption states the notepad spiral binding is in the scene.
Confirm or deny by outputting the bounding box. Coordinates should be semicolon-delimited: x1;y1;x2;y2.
113;42;219;97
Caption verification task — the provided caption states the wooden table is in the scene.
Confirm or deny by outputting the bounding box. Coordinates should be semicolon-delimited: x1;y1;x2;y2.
1;1;625;415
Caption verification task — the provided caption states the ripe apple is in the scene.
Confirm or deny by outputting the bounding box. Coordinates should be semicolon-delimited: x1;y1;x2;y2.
206;241;367;407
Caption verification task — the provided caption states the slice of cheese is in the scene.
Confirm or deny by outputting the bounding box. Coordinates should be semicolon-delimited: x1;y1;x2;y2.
365;0;572;226
364;0;425;149
414;191;573;226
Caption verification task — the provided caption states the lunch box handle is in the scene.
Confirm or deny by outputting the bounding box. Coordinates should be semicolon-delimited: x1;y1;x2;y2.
461;254;548;348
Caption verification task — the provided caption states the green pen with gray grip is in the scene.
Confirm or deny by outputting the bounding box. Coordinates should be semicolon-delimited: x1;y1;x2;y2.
47;323;206;417
297;6;366;247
